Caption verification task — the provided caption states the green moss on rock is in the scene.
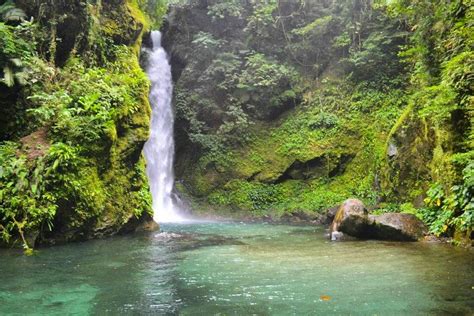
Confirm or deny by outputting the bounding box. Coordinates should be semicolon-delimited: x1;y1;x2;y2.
0;0;162;248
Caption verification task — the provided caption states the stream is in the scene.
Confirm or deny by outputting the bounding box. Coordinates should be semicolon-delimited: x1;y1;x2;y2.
0;222;473;315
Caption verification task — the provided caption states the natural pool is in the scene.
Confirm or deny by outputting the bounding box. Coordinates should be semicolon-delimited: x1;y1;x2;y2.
0;222;473;315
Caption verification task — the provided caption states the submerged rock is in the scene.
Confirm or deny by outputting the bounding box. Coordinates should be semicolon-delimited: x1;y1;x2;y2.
330;231;344;241
368;213;427;241
329;199;427;241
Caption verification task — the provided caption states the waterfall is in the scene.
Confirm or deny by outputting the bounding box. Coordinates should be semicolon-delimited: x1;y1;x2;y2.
143;31;184;223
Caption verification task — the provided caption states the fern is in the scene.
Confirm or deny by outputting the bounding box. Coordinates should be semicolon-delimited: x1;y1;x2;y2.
0;0;26;23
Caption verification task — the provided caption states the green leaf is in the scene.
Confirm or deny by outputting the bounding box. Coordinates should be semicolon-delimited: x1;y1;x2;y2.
3;66;14;87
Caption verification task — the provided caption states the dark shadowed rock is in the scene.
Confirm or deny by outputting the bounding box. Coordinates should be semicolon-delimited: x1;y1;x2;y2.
322;205;340;225
368;213;427;241
280;210;323;224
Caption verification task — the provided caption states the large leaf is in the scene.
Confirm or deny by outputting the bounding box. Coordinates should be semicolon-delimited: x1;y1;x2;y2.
2;65;14;87
0;0;26;22
2;7;26;22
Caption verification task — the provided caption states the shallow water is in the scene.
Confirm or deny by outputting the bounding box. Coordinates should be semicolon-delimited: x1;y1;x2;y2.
0;222;473;315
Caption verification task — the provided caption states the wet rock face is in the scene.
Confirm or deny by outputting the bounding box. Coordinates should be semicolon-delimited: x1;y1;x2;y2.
368;213;427;241
329;199;427;241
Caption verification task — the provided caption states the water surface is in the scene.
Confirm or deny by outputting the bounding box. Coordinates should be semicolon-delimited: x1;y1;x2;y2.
0;222;473;315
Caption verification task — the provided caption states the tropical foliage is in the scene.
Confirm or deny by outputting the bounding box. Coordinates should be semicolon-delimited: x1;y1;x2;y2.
169;0;472;242
0;0;472;249
0;0;157;251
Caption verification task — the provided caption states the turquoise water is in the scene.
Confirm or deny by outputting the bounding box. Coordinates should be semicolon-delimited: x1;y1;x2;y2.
0;222;473;315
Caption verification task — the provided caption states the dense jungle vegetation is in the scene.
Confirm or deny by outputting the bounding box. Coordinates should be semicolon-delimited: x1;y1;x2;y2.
0;0;472;250
0;0;166;250
165;0;473;243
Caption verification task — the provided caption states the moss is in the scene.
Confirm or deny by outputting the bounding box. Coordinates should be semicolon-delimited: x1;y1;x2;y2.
126;0;149;52
0;0;163;247
181;80;406;218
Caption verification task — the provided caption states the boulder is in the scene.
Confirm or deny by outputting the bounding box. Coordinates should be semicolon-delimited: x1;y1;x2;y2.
329;199;369;238
368;213;427;241
329;199;427;241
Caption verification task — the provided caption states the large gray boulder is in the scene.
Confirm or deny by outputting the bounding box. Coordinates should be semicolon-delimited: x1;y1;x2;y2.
368;213;427;241
329;199;427;241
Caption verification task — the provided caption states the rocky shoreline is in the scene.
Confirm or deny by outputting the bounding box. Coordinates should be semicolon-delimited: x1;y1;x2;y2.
188;201;470;247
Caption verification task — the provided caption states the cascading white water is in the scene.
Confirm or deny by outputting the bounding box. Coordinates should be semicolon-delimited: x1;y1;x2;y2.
143;31;184;223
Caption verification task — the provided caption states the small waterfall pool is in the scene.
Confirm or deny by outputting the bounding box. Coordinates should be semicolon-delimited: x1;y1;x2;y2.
0;222;472;314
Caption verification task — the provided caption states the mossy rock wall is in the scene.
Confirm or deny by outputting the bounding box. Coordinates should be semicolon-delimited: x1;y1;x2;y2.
0;0;163;247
